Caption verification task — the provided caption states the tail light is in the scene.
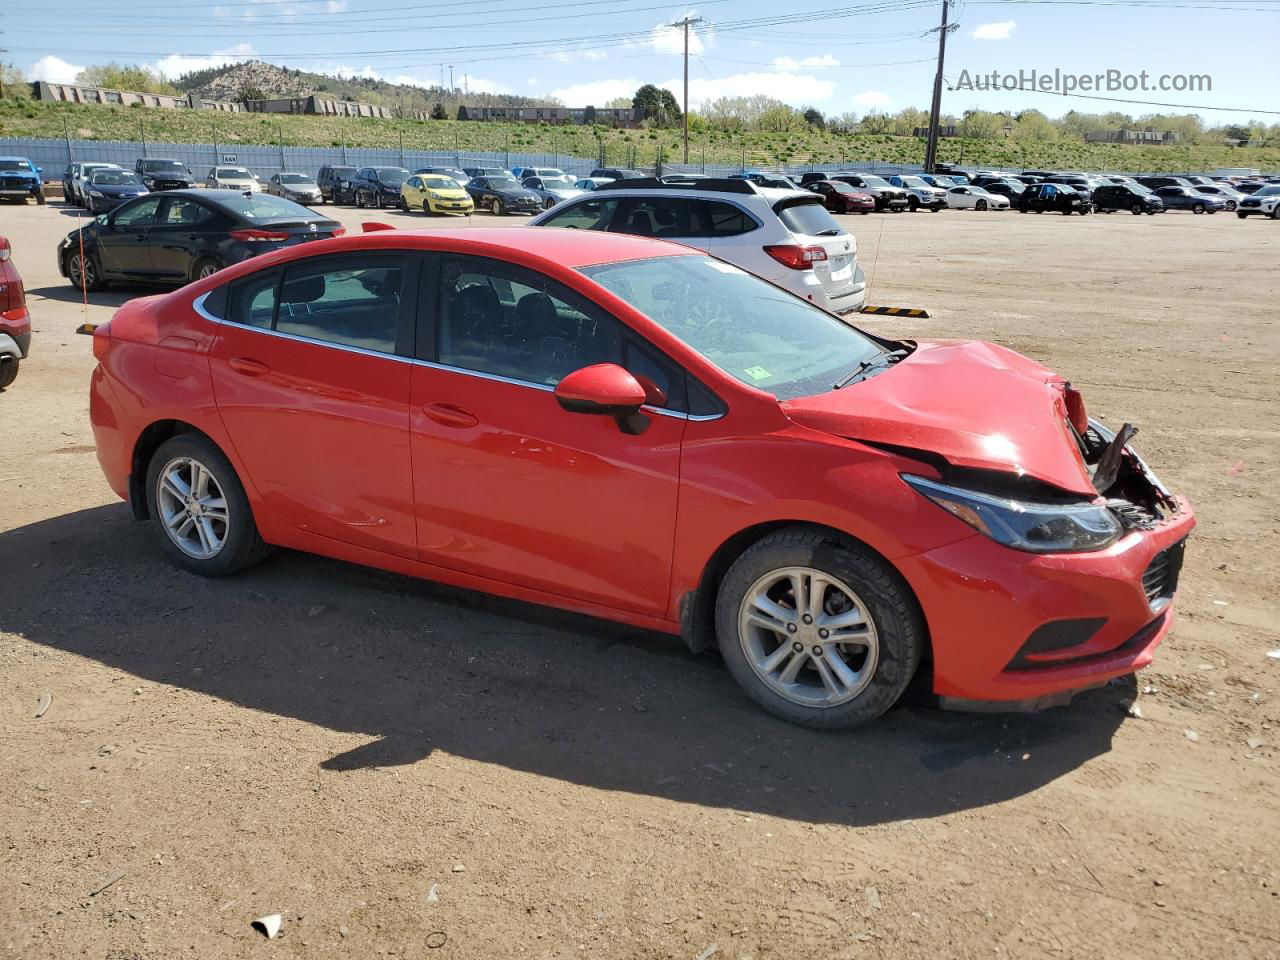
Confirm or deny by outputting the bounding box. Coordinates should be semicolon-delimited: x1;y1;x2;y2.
1064;384;1088;435
93;320;112;360
330;226;346;237
763;244;828;270
230;228;290;243
0;236;10;261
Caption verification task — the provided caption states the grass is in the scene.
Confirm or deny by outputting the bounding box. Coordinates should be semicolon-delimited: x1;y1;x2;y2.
2;99;1277;174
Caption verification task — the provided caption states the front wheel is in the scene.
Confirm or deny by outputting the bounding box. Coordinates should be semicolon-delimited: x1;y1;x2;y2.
145;434;270;577
67;251;104;291
1192;203;1205;214
1225;201;1236;211
399;196;409;212
907;196;919;212
715;528;923;729
1237;211;1248;219
975;199;987;211
490;198;503;216
191;257;222;282
1132;203;1143;215
35;191;46;205
354;191;365;208
1272;206;1280;220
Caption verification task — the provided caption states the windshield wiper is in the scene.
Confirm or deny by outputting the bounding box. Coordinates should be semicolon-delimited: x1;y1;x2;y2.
815;228;842;237
833;349;909;389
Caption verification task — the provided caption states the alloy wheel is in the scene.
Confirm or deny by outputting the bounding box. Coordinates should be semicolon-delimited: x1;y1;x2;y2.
737;566;879;708
69;253;95;288
156;456;230;560
197;262;220;280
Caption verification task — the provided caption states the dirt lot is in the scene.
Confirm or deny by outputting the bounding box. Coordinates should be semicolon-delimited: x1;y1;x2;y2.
1;199;1277;960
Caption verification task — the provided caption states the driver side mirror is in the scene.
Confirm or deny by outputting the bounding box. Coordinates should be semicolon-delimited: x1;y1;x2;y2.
554;364;650;435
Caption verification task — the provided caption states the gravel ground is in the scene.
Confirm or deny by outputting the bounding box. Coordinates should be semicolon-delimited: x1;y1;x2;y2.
1;199;1277;960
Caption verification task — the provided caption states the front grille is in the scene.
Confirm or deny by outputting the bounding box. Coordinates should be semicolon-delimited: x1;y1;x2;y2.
1142;539;1186;608
0;176;29;191
1241;199;1261;207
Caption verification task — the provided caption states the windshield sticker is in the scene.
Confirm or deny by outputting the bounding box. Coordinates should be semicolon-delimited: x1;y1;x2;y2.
744;366;772;381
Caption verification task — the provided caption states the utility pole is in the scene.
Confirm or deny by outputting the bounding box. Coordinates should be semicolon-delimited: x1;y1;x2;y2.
0;44;7;99
448;65;454;93
669;14;703;164
923;0;955;174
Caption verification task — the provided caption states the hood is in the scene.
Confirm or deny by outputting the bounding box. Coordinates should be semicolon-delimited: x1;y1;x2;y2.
781;339;1095;496
496;187;539;200
95;184;148;196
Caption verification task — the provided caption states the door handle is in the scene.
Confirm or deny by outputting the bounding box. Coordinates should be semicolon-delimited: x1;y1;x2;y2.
422;402;478;428
228;357;270;377
133;235;146;242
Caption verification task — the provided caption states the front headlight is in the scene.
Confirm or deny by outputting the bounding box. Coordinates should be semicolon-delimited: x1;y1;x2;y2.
903;474;1122;553
89;190;104;198
428;191;442;199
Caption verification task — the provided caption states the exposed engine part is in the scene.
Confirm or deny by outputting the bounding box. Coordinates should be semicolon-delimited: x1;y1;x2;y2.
1091;422;1138;494
1106;498;1160;530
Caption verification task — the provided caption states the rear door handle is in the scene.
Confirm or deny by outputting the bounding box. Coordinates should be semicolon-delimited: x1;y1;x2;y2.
228;357;270;377
422;402;478;428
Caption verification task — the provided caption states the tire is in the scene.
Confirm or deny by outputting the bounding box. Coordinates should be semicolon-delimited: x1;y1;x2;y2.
907;196;919;212
0;359;18;391
930;203;942;212
1132;203;1143;215
191;257;222;282
1192;203;1205;214
714;528;923;729
975;199;987;211
374;192;385;209
355;191;365;209
1272;206;1280;220
1237;211;1248;219
490;198;503;216
1225;201;1236;211
545;197;556;210
67;250;105;292
423;200;432;215
35;191;47;205
399;196;409;212
144;433;270;577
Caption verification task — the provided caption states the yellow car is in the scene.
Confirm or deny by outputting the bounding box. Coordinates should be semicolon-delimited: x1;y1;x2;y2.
400;174;474;215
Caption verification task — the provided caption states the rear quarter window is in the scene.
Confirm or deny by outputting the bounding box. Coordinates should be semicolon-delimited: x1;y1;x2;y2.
775;200;844;237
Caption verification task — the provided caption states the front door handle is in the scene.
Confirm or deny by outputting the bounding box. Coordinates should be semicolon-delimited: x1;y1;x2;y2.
422;402;478;429
228;357;270;377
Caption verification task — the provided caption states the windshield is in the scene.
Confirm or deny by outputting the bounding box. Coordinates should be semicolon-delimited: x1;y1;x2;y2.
969;186;991;195
278;174;312;184
861;175;891;189
580;255;884;401
92;171;142;185
421;176;458;189
331;167;357;176
1254;185;1280;196
899;176;927;188
828;181;856;194
0;159;35;171
534;169;565;178
374;167;409;182
217;168;251;178
1130;184;1153;195
542;176;576;187
215;193;317;221
487;177;522;189
144;160;185;171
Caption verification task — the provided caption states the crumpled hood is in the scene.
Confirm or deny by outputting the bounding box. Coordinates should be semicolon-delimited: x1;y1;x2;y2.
782;339;1095;496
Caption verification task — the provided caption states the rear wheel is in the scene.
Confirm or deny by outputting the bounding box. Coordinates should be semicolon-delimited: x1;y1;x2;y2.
191;257;222;282
1192;203;1206;214
145;434;270;577
1225;200;1236;211
715;528;923;729
0;359;18;390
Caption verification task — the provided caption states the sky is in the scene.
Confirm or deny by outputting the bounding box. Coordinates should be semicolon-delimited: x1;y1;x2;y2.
5;0;1278;125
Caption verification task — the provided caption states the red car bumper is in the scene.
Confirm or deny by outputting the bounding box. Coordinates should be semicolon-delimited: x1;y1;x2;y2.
898;496;1195;706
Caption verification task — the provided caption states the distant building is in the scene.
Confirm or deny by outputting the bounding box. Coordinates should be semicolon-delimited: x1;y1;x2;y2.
1084;129;1181;145
242;95;428;120
31;81;243;111
912;125;958;138
457;104;642;128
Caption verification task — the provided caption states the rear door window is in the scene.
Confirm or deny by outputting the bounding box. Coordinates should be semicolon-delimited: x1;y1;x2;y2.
613;197;695;238
540;197;620;230
276;256;407;354
693;200;758;237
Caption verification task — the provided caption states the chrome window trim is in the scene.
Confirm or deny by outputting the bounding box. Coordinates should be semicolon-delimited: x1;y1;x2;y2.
191;292;726;421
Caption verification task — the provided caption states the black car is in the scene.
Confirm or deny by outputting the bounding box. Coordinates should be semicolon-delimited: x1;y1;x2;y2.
1017;182;1091;214
982;180;1025;200
350;167;409;209
135;158;196;191
828;173;909;211
461;166;511;180
57;190;342;291
465;175;542;215
590;167;644;180
83;169;150;213
1151;186;1224;214
317;165;358;203
1092;184;1163;215
1135;175;1194;191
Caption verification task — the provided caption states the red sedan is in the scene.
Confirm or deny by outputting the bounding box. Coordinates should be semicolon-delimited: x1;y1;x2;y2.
87;227;1194;727
0;235;31;390
806;180;877;215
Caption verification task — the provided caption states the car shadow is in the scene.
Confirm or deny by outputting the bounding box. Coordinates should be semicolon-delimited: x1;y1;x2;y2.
24;285;138;309
1;505;1132;827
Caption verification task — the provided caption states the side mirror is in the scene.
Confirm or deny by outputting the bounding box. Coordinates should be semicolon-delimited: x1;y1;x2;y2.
554;364;650;435
37;166;44;174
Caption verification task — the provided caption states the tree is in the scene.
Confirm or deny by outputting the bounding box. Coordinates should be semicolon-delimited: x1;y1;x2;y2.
757;104;804;133
957;109;1006;139
603;96;633;109
77;63;176;95
633;84;682;127
802;107;825;130
1;63;30;99
431;102;448;120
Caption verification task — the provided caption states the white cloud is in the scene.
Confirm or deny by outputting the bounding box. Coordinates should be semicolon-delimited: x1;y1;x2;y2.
324;0;346;10
852;90;891;108
28;55;86;84
549;77;641;107
149;44;254;80
772;54;839;71
311;62;508;94
641;10;709;55
664;72;837;108
547;48;609;63
971;19;1016;39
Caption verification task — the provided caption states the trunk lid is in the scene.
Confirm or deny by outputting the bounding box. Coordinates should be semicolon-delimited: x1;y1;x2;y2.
782;339;1096;496
770;193;859;303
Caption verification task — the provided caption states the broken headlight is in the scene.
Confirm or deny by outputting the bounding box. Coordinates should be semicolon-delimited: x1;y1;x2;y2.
903;475;1122;553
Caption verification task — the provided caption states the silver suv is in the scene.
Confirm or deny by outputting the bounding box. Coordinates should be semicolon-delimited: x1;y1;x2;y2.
528;178;866;317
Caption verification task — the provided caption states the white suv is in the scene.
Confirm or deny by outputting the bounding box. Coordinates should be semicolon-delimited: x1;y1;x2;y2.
1236;184;1280;219
527;178;866;317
